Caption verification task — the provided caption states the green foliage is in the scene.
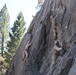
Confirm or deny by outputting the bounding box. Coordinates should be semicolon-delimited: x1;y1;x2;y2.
0;4;10;75
1;4;10;37
5;11;26;65
0;4;10;56
0;5;26;75
0;54;4;61
0;53;8;75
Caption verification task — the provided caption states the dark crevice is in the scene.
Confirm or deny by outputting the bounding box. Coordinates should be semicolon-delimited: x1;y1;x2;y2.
34;24;47;71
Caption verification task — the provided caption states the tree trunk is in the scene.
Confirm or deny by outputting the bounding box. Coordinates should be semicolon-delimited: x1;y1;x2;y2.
1;32;4;57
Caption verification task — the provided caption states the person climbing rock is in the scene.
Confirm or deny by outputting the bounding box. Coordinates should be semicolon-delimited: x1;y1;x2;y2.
22;42;32;61
51;40;62;67
60;40;70;56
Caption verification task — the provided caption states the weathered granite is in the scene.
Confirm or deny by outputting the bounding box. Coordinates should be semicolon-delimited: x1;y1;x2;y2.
6;0;76;75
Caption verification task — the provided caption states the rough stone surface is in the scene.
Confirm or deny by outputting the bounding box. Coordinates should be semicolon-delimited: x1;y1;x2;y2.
6;0;76;75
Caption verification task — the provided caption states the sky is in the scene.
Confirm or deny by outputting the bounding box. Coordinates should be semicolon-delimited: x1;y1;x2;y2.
0;0;38;29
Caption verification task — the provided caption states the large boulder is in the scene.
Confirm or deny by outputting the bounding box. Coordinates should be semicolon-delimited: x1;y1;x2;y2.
6;0;76;75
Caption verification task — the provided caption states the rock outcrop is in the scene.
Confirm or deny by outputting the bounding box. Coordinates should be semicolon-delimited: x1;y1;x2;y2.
6;0;76;75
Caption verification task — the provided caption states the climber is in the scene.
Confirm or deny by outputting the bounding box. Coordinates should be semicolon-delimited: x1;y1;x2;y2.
22;50;28;61
50;13;63;67
51;40;62;67
22;42;32;61
60;40;70;56
24;42;32;50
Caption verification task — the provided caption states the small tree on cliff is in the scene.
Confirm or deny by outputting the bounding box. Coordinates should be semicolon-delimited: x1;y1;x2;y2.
36;0;44;9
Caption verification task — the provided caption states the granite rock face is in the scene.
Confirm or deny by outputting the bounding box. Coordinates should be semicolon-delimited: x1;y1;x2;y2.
6;0;76;75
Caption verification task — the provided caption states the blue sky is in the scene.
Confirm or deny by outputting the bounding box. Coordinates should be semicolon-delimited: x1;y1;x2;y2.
0;0;38;29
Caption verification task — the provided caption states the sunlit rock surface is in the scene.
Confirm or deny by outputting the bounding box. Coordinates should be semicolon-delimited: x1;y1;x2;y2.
6;0;76;75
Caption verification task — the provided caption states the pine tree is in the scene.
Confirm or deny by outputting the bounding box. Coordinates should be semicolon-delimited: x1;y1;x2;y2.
0;4;10;57
5;11;26;66
0;4;10;75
